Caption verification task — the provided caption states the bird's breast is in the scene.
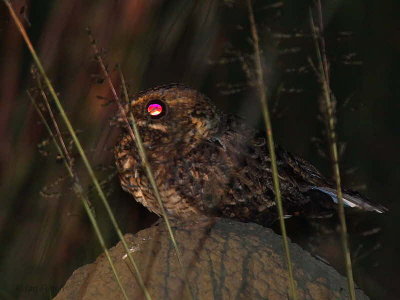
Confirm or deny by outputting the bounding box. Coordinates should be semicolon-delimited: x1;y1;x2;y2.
115;135;202;218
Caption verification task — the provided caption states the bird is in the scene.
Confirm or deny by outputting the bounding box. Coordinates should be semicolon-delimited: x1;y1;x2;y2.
114;84;387;226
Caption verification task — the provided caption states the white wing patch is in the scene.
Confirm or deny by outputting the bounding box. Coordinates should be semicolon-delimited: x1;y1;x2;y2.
311;186;386;213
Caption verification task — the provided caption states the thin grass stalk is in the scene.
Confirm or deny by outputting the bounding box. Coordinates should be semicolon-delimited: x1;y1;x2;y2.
118;70;195;300
309;3;356;299
86;27;194;298
86;27;193;300
91;46;194;298
28;92;129;300
3;2;152;299
246;1;297;299
34;76;74;166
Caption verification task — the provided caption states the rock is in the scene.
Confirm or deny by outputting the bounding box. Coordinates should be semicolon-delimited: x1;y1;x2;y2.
54;218;368;300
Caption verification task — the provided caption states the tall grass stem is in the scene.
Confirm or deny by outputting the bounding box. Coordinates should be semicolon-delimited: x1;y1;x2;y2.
86;29;194;300
246;1;298;299
28;92;129;300
4;2;151;299
119;67;195;300
309;2;356;298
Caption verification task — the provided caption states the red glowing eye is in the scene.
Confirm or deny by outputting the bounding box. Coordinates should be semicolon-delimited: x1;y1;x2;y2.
146;100;167;119
148;103;163;116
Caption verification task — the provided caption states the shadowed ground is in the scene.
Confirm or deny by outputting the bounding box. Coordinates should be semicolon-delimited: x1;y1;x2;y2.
54;218;368;300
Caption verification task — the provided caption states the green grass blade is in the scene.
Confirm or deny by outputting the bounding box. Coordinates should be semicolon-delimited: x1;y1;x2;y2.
87;28;193;300
118;66;195;300
309;3;356;299
246;1;298;299
28;92;129;300
3;1;151;299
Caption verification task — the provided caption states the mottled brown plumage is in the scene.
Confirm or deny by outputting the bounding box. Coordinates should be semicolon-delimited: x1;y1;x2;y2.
114;84;386;226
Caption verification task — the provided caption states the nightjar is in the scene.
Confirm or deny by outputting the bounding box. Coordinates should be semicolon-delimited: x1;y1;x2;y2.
115;84;386;226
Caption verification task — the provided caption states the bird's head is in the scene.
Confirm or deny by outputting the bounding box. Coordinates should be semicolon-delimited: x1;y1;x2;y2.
119;84;221;151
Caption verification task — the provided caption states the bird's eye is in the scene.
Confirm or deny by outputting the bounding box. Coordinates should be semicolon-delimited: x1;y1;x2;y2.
146;99;167;119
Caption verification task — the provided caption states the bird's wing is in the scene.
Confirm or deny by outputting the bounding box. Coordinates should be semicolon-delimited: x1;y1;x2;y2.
275;145;388;213
310;186;388;213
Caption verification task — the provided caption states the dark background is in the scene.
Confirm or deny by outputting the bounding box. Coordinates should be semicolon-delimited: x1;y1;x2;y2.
0;0;399;299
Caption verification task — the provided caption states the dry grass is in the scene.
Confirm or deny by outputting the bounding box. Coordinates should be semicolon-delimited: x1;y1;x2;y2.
247;0;297;299
309;1;355;298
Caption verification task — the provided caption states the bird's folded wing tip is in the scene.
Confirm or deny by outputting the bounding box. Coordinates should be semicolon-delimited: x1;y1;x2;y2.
310;186;388;213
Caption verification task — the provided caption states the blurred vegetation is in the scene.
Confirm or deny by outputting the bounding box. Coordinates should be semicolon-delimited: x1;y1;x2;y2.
0;0;399;299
